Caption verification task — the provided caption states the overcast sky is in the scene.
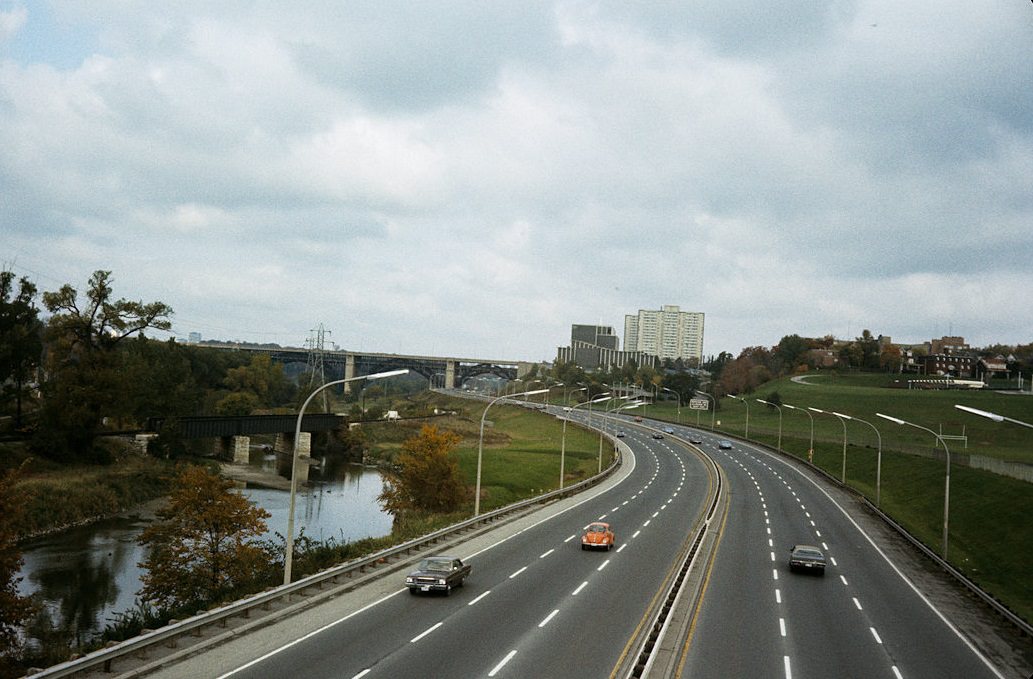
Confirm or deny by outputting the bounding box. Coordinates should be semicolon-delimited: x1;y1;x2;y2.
2;2;1030;362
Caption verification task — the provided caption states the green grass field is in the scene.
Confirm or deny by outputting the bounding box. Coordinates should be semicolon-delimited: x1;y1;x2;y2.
636;374;1033;624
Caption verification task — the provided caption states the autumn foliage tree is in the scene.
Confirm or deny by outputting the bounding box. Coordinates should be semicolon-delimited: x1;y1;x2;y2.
379;425;467;515
138;466;274;610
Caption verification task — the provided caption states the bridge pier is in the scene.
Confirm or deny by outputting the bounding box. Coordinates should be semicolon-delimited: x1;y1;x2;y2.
445;360;456;389
275;432;312;484
214;435;251;463
343;354;355;394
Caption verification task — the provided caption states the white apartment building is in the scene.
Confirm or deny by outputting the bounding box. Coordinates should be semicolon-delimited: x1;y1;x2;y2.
624;305;705;362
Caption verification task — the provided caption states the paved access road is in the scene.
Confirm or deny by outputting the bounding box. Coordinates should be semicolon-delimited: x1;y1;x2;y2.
147;421;714;679
669;424;1007;679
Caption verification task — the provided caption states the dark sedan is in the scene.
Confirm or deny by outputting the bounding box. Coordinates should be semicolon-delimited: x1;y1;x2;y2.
788;544;826;575
405;556;471;595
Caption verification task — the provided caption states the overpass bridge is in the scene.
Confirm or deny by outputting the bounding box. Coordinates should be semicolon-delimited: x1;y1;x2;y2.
197;343;535;390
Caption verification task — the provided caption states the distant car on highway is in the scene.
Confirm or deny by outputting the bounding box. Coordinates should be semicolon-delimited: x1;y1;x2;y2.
788;545;826;575
405;556;471;595
689;435;703;444
616;430;626;438
651;432;664;439
718;440;733;449
663;426;675;434
581;522;615;551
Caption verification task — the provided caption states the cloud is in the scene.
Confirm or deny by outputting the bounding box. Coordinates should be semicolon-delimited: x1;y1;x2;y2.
0;2;1030;361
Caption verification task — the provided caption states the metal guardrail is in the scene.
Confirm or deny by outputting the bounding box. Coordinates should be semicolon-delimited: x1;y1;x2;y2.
601;425;725;679
29;418;623;678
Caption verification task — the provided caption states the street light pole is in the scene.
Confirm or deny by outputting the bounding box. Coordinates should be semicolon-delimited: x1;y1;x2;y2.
877;413;952;559
954;404;1033;429
284;368;408;585
559;390;603;489
757;399;783;452
475;388;549;516
726;395;750;439
782;403;814;463
835;412;883;506
695;391;716;430
809;407;848;483
661;386;681;423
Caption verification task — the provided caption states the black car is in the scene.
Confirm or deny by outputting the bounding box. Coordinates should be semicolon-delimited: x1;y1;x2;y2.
689;435;703;444
651;432;664;439
788;545;826;575
718;440;733;449
405;556;471;595
616;430;626;438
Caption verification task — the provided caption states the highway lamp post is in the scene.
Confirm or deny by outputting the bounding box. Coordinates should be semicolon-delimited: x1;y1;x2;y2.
695;391;716;431
877;413;952;559
954;404;1033;429
834;412;883;506
661;386;681;423
599;395;636;472
809;407;848;483
725;395;750;439
561;393;611;489
475;388;550;517
756;399;783;451
284;368;409;585
782;403;814;463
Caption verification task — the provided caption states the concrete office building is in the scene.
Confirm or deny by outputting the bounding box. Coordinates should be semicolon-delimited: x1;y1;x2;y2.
556;324;655;371
624;305;705;363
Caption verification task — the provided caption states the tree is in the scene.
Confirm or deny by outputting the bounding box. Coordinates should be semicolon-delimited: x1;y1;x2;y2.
775;334;811;374
0;271;42;428
36;271;172;459
138;466;274;610
379;425;467;515
0;466;36;672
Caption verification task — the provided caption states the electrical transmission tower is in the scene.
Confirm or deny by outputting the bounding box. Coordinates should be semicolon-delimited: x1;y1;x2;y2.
305;324;331;412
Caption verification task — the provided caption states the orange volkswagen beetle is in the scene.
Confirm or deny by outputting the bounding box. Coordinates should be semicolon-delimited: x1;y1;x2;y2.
581;522;615;551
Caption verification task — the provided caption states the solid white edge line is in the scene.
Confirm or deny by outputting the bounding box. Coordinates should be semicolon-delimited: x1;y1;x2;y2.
215;588;407;678
223;436;648;679
738;440;1007;679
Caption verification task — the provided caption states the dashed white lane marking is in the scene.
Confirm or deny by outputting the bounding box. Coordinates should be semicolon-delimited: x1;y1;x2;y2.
538;609;560;628
564;535;576;543
488;650;517;677
539;549;554;559
871;627;883;644
509;566;527;579
468;591;491;606
784;655;792;679
779;618;787;637
852;597;863;610
351;671;370;679
775;589;781;603
410;622;442;643
597;559;610;572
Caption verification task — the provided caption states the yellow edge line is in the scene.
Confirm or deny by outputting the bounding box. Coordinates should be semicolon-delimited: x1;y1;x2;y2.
673;475;731;677
607;441;717;679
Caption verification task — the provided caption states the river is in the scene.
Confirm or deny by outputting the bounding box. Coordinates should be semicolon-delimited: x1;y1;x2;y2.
15;451;393;645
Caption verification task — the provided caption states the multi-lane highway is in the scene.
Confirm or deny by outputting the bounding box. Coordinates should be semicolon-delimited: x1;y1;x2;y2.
667;424;1007;679
139;410;1020;679
145;416;715;678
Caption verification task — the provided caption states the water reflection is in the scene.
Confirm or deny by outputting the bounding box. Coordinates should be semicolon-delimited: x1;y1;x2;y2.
16;456;391;643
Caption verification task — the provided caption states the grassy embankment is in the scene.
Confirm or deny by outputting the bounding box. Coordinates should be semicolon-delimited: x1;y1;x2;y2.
361;391;608;516
635;373;1033;624
2;442;172;540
